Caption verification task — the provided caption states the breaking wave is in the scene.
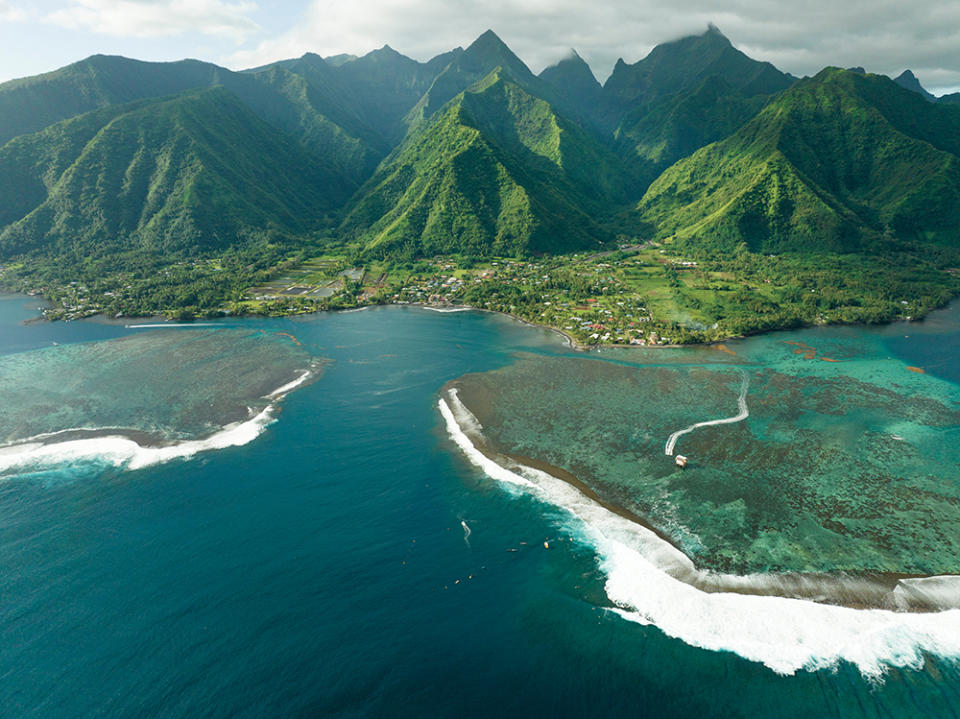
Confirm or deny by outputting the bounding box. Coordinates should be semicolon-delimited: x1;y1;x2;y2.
440;388;960;677
0;370;314;477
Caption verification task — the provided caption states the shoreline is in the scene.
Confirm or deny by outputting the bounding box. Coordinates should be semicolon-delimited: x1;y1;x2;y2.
6;289;949;353
441;382;960;613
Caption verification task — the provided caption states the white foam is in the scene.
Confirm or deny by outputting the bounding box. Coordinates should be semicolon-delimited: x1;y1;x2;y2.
124;323;220;328
0;407;275;474
440;389;960;677
421;306;474;313
665;371;750;455
266;369;312;398
0;370;313;476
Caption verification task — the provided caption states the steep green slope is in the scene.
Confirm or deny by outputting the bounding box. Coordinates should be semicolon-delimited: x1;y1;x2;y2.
403;30;547;131
893;70;936;101
0;55;223;145
538;50;609;131
334;45;462;142
605;27;793;193
604;26;793;115
0;88;344;263
220;61;384;183
342;72;624;258
539;50;602;108
615;75;770;188
0;53;383;188
637;69;960;253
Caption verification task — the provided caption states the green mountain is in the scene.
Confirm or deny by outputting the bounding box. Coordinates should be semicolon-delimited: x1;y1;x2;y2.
403;30;544;130
0;88;344;263
637;68;960;253
538;50;608;130
0;53;384;187
603;26;793;115
893;69;936;101
615;75;771;188
324;54;358;67
332;45;461;142
540;50;602;105
1;29;959;324
605;27;793;191
0;55;223;145
342;70;626;258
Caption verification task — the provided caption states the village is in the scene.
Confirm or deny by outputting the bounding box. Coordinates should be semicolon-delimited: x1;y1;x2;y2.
242;244;726;345
3;241;848;345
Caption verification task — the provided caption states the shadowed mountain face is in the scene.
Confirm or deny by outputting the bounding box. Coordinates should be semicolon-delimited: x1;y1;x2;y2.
893;69;936;101
0;88;349;261
0;27;958;297
604;26;793;113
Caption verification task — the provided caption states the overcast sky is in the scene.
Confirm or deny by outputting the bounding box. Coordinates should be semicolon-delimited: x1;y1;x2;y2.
1;0;959;94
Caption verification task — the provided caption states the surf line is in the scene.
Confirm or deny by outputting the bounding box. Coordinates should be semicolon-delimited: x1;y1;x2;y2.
665;370;750;456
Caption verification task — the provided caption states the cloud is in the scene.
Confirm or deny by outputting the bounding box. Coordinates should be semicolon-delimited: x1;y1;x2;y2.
225;0;960;91
0;0;26;21
47;0;260;42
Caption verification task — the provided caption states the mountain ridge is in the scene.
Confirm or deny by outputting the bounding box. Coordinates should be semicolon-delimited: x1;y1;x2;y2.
0;29;958;329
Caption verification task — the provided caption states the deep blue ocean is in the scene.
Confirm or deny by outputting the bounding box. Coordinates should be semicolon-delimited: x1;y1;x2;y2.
2;295;960;718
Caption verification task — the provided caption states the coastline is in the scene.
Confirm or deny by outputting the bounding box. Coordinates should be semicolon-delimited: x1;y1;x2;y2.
440;382;960;613
11;286;956;352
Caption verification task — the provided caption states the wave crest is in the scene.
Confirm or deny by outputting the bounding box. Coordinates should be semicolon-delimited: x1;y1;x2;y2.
440;388;960;677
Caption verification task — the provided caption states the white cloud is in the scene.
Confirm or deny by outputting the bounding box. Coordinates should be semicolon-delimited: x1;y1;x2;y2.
0;0;26;21
47;0;260;42
224;0;960;91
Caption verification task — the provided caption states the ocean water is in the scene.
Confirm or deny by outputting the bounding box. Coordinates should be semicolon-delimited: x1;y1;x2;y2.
2;294;960;717
450;323;960;578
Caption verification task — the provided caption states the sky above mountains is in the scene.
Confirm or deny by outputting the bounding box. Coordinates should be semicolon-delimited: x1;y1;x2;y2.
1;0;958;94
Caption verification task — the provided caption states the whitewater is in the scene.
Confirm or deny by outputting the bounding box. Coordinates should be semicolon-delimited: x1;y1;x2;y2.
440;388;960;678
0;369;313;476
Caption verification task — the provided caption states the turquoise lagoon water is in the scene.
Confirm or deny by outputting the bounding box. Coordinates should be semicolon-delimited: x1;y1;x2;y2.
451;321;960;578
1;294;960;717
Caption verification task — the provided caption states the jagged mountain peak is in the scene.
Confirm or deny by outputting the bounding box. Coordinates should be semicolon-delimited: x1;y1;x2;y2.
893;69;936;101
604;26;792;110
469;29;508;50
461;29;530;72
541;50;597;79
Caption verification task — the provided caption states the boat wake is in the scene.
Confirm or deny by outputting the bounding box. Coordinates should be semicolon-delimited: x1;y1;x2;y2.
665;370;750;455
440;387;960;677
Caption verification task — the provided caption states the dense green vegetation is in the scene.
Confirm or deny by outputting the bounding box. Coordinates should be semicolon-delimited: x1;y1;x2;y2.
637;69;960;254
603;25;793;114
0;27;958;342
341;70;629;258
0;88;344;258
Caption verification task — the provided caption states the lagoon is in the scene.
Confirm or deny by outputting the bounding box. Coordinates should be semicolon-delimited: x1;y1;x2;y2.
1;295;959;717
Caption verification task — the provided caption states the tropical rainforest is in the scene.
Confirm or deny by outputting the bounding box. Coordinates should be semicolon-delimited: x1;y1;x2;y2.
0;26;958;341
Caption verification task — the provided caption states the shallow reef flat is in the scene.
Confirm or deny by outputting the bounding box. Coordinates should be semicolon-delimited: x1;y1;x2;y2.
0;328;316;447
450;322;960;577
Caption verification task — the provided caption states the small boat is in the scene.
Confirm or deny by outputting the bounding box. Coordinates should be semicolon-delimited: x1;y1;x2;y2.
675;455;688;468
